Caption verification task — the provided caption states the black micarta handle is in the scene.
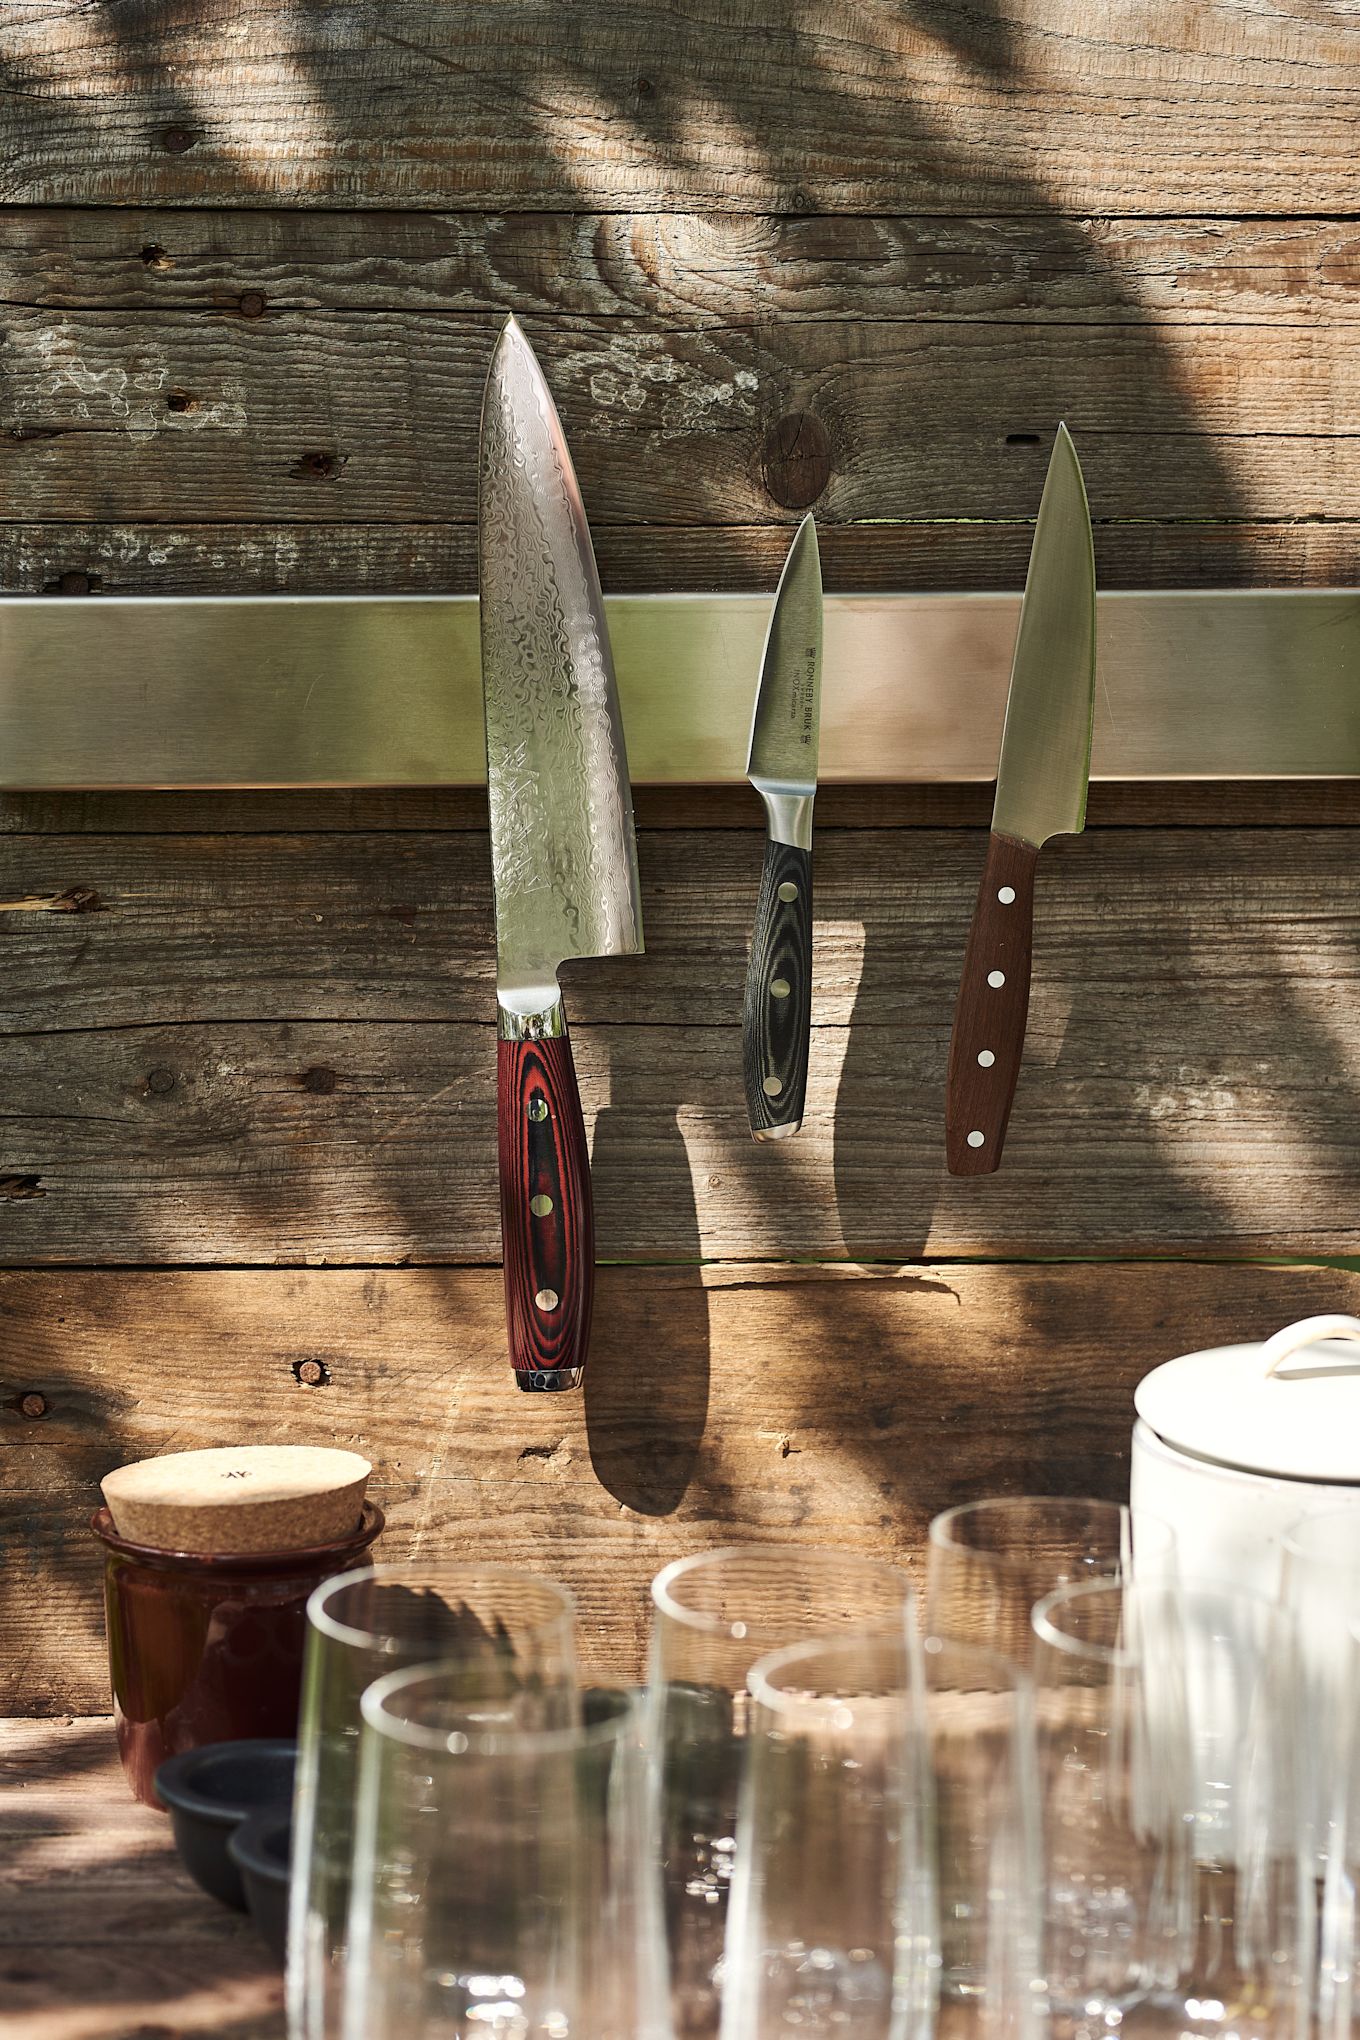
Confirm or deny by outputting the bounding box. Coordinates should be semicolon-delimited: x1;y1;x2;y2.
945;831;1039;1175
496;1010;593;1391
743;838;813;1139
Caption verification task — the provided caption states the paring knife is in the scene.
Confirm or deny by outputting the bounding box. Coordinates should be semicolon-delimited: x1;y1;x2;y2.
742;513;823;1140
478;316;643;1391
945;423;1095;1175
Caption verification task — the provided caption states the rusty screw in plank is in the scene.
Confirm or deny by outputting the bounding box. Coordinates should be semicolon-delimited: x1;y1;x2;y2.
293;1360;330;1387
761;412;832;509
146;1067;176;1096
238;291;266;319
19;1393;48;1419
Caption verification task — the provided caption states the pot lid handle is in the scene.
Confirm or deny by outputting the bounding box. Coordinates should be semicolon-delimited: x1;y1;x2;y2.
1261;1314;1360;1379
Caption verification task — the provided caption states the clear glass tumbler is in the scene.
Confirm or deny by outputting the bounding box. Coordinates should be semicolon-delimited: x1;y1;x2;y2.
1280;1506;1360;1870
287;1564;578;2038
647;1544;917;2039
923;1635;1042;2040
719;1629;934;2040
926;1496;1176;1664
1030;1579;1192;2040
342;1677;667;2040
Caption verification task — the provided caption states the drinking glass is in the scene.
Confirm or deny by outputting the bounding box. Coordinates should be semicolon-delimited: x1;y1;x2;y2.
342;1675;666;2040
719;1630;934;2040
923;1636;1042;2040
1280;1507;1360;1869
1030;1579;1191;2040
1160;1584;1308;2040
926;1496;1176;1663
1318;1620;1360;2039
648;1544;917;2038
287;1564;578;2039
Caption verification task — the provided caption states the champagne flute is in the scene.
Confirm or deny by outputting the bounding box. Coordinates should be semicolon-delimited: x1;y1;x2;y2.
288;1564;578;2038
342;1675;666;2040
926;1496;1176;1663
719;1629;933;2040
648;1544;917;2038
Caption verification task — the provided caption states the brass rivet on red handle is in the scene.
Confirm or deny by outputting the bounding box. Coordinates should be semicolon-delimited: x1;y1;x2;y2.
945;833;1040;1175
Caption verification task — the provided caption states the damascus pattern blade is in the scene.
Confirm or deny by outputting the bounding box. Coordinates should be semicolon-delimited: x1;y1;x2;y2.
479;317;642;1017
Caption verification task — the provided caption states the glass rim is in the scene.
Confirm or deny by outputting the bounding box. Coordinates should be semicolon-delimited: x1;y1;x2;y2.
305;1561;576;1657
747;1631;918;1721
1031;1574;1284;1665
650;1542;914;1639
1281;1503;1360;1564
928;1494;1173;1558
360;1665;635;1756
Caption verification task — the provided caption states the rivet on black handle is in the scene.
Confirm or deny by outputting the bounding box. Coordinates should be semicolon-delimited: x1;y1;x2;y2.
743;839;813;1140
945;833;1039;1175
496;1008;593;1390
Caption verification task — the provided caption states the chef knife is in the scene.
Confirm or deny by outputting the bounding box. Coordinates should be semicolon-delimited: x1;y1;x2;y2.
743;512;823;1140
945;423;1095;1175
479;316;643;1391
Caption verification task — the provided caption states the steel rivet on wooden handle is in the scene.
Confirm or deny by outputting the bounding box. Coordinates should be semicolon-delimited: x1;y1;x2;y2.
743;839;813;1139
496;1008;593;1390
945;833;1039;1175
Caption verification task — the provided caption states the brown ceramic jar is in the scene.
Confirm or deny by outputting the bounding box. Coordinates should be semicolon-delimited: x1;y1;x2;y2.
92;1500;383;1806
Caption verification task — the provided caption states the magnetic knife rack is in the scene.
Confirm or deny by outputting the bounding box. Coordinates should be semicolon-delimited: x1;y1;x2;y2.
2;589;1357;787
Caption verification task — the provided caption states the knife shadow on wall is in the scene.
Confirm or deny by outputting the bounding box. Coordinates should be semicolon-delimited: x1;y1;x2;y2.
584;1096;710;1516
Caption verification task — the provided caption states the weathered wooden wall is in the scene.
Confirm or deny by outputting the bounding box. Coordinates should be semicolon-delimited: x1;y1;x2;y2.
3;2;1360;1714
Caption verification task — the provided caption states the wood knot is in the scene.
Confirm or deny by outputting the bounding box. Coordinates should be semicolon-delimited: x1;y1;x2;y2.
0;1175;44;1199
238;291;266;319
761;412;832;509
140;243;174;272
293;1359;330;1387
159;124;196;154
298;1065;338;1095
290;449;346;481
52;571;99;596
165;389;197;414
50;885;106;913
635;75;655;96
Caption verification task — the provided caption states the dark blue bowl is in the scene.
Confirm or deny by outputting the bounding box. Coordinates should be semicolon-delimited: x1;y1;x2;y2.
228;1804;292;1961
155;1739;296;1910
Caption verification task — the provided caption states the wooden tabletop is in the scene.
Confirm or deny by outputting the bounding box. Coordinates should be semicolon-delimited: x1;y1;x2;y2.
1;1716;284;2040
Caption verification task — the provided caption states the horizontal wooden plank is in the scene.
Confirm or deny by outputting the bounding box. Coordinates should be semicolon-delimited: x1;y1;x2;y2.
5;516;1359;598
3;1261;1356;1715
2;3;1357;213
3;311;1358;527
0;828;1359;1261
8;209;1360;326
4;782;1360;838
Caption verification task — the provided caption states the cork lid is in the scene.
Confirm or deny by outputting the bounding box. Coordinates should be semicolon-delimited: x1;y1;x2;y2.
101;1445;372;1554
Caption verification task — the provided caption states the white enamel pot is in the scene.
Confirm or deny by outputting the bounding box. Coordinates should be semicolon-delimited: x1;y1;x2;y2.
1131;1313;1360;1597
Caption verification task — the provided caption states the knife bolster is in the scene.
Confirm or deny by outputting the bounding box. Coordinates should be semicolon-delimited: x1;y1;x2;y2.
754;784;815;852
497;994;566;1041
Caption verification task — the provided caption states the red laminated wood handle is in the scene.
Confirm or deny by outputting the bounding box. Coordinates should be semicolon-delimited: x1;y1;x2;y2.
945;832;1039;1176
496;1007;593;1391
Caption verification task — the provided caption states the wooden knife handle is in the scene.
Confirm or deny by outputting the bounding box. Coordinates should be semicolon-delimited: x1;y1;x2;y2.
743;838;813;1140
496;1002;593;1390
945;832;1039;1175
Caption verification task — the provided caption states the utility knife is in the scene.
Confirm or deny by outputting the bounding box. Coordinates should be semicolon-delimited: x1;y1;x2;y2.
478;316;643;1389
742;513;823;1140
945;424;1096;1175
